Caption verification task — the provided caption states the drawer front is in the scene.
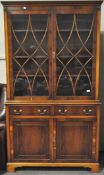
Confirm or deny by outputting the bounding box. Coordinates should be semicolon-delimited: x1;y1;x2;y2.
7;6;50;12
54;105;96;116
9;105;52;116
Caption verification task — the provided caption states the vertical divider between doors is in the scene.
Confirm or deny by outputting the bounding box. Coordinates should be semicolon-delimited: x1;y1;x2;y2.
52;8;57;99
48;8;53;99
92;10;98;99
50;118;56;161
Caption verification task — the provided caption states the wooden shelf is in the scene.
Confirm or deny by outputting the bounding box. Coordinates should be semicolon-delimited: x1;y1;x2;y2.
15;55;47;58
13;29;91;33
13;29;48;32
58;29;91;32
57;55;92;58
14;74;49;77
56;74;92;77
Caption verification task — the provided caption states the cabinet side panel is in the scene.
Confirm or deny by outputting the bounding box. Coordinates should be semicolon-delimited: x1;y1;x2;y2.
5;106;11;161
95;8;101;99
4;11;11;99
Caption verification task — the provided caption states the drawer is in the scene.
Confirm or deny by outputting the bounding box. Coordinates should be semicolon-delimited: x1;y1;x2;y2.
9;105;52;116
54;105;96;116
7;6;50;12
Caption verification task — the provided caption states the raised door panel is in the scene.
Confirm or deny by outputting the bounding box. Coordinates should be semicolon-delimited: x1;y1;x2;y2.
10;119;51;162
54;8;96;99
55;119;96;162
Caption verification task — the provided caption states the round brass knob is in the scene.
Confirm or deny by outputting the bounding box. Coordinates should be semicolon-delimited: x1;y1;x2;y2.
58;109;62;113
83;109;86;113
88;109;92;113
37;109;41;113
23;6;27;10
64;109;68;113
19;109;23;113
43;109;47;113
13;109;17;113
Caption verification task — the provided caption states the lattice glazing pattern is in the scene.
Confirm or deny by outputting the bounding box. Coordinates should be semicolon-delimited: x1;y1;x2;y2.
12;14;49;96
56;14;94;96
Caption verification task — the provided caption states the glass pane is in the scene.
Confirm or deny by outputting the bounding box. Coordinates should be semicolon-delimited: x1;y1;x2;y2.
56;14;94;96
11;14;49;96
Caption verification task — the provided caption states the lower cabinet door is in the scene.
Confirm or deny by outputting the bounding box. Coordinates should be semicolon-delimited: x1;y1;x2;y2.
55;118;96;162
10;118;51;162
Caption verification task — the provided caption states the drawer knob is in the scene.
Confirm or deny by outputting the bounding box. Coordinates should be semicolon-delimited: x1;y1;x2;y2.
58;109;62;113
43;109;47;113
13;109;17;113
58;108;67;115
23;6;27;10
37;109;41;113
19;109;23;113
64;109;68;113
88;109;92;112
83;109;86;113
37;108;47;114
13;109;22;115
83;108;92;115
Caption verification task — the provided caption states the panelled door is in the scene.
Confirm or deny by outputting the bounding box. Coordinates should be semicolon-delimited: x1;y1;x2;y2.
55;118;96;162
9;118;52;162
9;117;97;162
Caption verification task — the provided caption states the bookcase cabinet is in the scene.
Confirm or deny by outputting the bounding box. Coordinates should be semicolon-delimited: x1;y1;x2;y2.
2;0;102;172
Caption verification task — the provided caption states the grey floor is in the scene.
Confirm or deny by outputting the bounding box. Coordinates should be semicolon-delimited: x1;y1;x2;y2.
0;167;104;175
0;153;104;175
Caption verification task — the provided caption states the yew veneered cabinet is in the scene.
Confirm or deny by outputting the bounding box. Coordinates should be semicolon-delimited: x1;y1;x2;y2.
2;0;103;173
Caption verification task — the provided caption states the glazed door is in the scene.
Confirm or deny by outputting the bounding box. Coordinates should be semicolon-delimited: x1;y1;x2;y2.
9;118;51;162
53;7;96;99
7;7;96;100
55;118;96;162
8;9;52;99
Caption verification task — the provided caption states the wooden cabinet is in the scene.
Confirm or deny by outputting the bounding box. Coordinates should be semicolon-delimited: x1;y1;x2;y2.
2;0;102;173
